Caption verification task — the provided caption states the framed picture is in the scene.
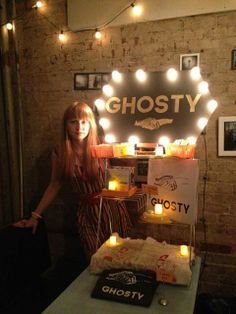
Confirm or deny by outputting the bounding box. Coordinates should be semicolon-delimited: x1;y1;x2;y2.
74;73;88;90
180;53;200;71
74;73;111;90
218;116;236;156
88;73;102;89
102;73;112;86
231;49;236;70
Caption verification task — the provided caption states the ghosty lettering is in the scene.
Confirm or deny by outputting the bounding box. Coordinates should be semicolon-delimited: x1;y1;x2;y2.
102;285;144;300
151;197;190;214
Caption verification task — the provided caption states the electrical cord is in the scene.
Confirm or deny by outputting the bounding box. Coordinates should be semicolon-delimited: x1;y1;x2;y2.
199;128;209;279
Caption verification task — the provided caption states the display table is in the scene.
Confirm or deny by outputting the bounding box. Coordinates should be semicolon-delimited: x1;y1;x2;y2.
42;256;201;314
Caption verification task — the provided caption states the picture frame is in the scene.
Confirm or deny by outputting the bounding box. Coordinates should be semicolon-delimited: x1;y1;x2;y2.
180;53;200;71
231;49;236;70
74;73;88;90
218;116;236;156
74;73;111;90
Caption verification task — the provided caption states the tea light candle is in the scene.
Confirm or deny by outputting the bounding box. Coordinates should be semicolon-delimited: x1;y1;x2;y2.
180;245;189;256
109;235;117;246
154;204;163;215
108;180;117;191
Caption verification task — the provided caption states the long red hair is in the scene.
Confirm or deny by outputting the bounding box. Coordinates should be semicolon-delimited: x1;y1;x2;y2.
59;101;99;181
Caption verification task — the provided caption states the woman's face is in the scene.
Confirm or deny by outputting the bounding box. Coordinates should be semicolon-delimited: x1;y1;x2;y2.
67;117;90;142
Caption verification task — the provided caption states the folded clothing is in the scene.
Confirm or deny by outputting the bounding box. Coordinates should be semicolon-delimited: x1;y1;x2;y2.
91;268;157;307
90;237;194;286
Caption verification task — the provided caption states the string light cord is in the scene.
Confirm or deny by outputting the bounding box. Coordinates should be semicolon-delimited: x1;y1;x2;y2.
199;128;208;279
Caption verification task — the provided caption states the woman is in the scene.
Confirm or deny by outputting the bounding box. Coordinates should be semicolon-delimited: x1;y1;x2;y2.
20;101;132;260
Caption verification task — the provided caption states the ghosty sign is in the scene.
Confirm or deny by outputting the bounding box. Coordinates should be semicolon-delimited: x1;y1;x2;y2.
95;71;213;143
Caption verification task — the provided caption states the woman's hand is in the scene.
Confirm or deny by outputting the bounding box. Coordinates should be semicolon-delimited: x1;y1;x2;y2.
13;217;39;234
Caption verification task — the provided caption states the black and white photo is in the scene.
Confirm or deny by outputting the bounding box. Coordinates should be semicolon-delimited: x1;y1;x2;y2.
74;73;88;90
180;53;200;71
218;116;236;156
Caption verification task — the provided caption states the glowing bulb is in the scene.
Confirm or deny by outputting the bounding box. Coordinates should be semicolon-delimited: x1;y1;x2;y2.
6;23;13;30
154;204;163;215
128;135;139;144
99;118;110;129
159;136;170;146
198;81;209;94
187;136;197;145
102;84;113;96
36;1;43;8
112;70;122;82
105;134;116;143
135;69;146;82
190;66;201;80
207;99;218;113
94;98;105;110
58;31;65;41
167;68;178;81
132;4;143;16
95;30;101;39
198;117;208;129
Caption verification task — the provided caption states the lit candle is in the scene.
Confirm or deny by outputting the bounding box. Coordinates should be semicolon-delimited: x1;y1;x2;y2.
154;204;163;215
180;245;189;256
109;235;117;246
108;180;117;191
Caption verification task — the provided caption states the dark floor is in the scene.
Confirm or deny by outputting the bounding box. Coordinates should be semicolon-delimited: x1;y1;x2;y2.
1;254;88;314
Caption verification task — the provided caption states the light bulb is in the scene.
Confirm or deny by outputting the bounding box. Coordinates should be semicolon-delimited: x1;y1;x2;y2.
190;66;201;80
36;1;43;8
128;135;139;144
198;81;209;94
159;136;170;146
167;68;178;81
207;99;218;113
99;118;110;129
198;117;208;129
94;98;105;110
95;30;101;39
58;31;65;41
112;70;122;82
132;4;142;16
6;22;13;30
105;134;116;143
135;69;146;82
102;84;113;97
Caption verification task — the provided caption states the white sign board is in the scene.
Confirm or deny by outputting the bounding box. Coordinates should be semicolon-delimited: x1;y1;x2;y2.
147;159;199;224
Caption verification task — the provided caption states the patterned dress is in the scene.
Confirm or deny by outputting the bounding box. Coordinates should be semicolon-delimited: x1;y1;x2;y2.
69;159;132;260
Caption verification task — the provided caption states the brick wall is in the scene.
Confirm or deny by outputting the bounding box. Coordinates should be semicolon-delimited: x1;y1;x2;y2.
16;0;236;296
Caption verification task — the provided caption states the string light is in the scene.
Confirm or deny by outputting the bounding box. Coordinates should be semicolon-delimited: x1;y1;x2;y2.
131;3;143;16
198;118;208;130
32;1;43;9
99;118;110;129
6;22;13;30
95;29;102;39
58;30;65;41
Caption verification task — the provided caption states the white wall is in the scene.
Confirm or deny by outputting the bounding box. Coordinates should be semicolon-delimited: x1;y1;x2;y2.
68;0;236;31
